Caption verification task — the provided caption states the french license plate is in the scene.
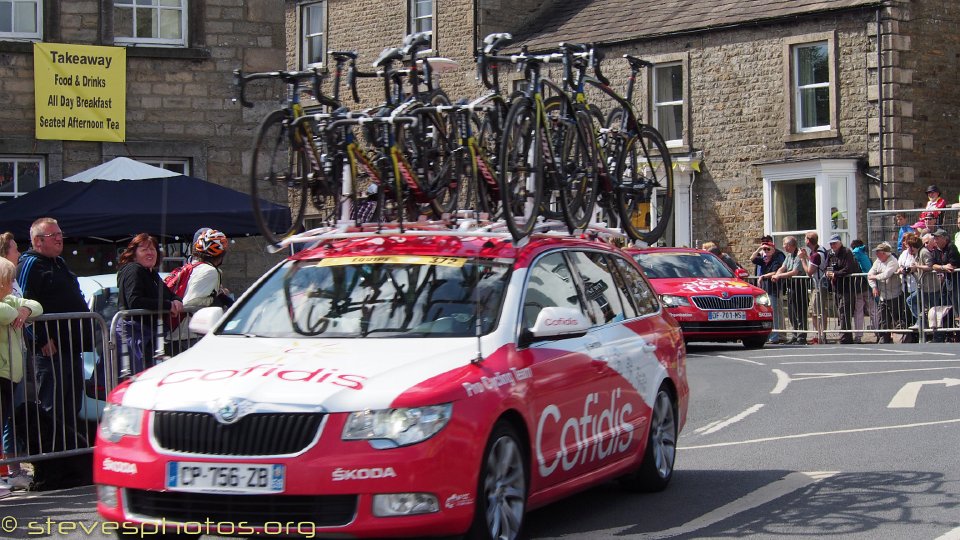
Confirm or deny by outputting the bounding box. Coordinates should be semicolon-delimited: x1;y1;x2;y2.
708;311;746;321
166;462;285;493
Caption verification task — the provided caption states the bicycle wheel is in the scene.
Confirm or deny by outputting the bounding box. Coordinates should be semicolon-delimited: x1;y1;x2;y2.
614;125;674;244
557;109;599;230
398;107;458;219
250;109;308;245
542;97;599;230
475;114;502;219
498;97;542;240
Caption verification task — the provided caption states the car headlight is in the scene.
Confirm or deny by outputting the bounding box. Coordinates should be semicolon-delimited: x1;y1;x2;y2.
755;293;771;306
660;294;691;307
99;404;144;443
343;404;452;448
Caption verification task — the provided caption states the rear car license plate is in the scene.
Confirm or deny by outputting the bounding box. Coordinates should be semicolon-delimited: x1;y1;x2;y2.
166;462;285;493
708;311;746;321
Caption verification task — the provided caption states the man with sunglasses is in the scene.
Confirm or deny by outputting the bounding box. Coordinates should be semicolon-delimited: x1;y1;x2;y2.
16;217;90;438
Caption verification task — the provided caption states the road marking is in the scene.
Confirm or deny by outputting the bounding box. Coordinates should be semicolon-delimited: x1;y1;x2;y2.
935;526;960;540
785;367;960;383
622;471;839;539
679;417;960;450
783;358;959;364
771;369;791;394
688;353;765;366
694;404;764;435
887;378;960;408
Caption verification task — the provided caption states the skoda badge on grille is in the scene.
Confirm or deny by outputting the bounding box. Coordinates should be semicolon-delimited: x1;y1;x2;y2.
721;291;729;299
213;398;246;424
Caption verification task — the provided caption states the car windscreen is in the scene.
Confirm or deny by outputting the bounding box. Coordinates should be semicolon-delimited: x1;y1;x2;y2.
632;252;734;279
219;256;511;338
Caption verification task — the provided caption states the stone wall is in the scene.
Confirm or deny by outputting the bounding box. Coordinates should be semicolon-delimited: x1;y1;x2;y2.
0;1;289;293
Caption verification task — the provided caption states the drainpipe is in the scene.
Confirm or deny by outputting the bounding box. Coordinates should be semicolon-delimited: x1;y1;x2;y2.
877;5;886;209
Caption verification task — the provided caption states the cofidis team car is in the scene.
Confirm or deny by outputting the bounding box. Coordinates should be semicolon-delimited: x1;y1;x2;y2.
628;248;773;348
94;228;689;540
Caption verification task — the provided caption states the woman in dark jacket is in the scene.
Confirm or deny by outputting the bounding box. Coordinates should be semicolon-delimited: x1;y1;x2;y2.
116;233;182;374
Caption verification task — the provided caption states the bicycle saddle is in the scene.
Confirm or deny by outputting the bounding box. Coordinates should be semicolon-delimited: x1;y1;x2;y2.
623;54;652;70
482;32;512;53
329;50;358;61
403;31;432;49
373;47;403;68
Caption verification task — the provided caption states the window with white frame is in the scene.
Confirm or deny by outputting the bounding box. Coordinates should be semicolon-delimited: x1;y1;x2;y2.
114;0;186;47
761;159;858;246
300;2;325;69
142;158;189;175
652;63;683;146
409;0;432;38
0;157;45;203
0;0;41;39
793;42;830;132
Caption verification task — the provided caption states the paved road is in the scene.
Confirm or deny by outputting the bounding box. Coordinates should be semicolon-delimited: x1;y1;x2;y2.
4;343;960;539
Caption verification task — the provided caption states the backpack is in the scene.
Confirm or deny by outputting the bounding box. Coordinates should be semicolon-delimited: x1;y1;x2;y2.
163;261;202;330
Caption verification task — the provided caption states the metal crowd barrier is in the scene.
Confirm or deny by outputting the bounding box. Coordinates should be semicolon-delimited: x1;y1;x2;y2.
747;269;960;344
0;308;204;469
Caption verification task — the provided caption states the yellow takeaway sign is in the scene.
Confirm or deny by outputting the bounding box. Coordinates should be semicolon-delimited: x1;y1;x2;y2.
33;43;126;142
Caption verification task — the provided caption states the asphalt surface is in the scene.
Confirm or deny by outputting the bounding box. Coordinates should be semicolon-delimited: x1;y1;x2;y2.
3;342;960;539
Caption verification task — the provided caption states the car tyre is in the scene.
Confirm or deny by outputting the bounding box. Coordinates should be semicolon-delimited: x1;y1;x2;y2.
466;421;528;540
620;386;677;492
742;336;767;349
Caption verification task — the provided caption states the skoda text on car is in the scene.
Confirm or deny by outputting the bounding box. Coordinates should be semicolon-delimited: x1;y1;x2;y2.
94;226;688;540
628;247;773;348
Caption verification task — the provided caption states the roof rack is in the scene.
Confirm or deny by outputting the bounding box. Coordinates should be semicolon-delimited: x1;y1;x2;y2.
267;216;645;253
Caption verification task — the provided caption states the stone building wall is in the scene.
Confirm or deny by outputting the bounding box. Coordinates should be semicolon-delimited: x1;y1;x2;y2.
0;1;290;293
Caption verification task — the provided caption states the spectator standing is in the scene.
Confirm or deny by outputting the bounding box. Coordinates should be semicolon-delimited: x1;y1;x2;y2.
752;239;786;344
898;233;921;331
954;213;960;250
895;213;914;254
16;218;89;436
771;236;807;344
0;234;21;297
116;233;183;374
799;232;831;344
0;258;41;495
351;184;379;223
867;242;904;343
909;233;943;333
915;214;938;237
826;235;860;344
850;239;878;343
932;229;960;337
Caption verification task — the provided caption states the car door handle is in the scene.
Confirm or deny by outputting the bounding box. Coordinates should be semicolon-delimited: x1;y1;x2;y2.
641;344;657;353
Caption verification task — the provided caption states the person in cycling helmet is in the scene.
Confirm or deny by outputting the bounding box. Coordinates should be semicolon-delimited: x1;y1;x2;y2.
182;229;232;309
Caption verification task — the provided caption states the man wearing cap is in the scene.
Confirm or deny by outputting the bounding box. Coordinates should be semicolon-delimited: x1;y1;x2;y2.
826;234;860;344
351;184;379;223
751;237;786;344
867;242;904;343
932;228;960;335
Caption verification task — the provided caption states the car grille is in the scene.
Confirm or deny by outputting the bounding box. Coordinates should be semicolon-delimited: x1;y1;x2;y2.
125;490;357;528
680;321;772;332
153;412;323;456
691;295;754;310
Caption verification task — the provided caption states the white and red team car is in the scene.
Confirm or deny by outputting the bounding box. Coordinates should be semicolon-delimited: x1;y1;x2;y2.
95;227;689;540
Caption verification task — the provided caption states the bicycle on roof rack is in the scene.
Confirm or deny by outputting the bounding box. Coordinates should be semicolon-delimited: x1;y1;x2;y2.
235;53;361;245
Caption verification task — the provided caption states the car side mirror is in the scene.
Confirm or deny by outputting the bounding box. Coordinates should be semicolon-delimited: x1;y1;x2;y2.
529;307;591;339
735;268;749;281
188;307;224;335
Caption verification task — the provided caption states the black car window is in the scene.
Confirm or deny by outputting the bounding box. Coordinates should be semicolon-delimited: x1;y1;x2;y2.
567;251;629;326
521;252;587;329
633;252;734;279
613;256;659;315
